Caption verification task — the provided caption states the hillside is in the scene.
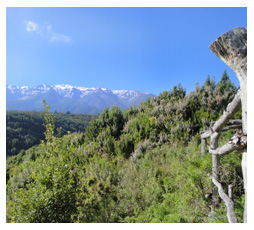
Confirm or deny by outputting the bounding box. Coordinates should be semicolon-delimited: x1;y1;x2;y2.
6;71;244;223
6;85;154;114
6;110;95;157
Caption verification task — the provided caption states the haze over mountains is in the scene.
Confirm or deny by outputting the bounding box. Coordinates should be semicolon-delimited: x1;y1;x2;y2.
6;85;154;114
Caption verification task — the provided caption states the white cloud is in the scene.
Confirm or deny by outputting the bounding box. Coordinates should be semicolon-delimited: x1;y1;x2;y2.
24;21;72;43
49;34;72;43
25;21;39;32
46;25;72;43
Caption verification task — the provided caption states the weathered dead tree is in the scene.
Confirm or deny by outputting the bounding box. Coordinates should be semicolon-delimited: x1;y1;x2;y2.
201;27;247;223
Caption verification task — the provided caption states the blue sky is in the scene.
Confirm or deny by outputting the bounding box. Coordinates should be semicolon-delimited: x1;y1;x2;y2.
6;7;247;95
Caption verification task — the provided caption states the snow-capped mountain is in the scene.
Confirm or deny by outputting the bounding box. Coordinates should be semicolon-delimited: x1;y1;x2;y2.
6;84;154;114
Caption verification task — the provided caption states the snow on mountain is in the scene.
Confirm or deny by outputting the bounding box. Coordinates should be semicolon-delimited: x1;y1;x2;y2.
7;84;51;97
7;84;152;100
6;84;154;114
112;90;151;101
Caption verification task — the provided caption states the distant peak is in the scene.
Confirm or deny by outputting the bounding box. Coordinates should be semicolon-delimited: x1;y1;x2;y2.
6;84;154;114
6;84;154;97
54;84;73;88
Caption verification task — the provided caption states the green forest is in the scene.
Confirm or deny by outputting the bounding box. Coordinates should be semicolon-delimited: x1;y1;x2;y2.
6;111;95;157
6;70;245;223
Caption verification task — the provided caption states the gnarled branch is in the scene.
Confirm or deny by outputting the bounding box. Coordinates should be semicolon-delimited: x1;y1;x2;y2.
209;131;247;155
212;177;238;223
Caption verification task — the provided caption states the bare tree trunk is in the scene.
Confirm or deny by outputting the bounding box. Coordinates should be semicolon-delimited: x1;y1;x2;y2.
201;138;207;156
212;178;238;223
209;27;247;223
211;131;221;207
201;120;246;223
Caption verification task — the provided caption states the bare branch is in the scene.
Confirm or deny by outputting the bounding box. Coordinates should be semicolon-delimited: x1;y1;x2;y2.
209;132;247;156
212;90;241;133
226;120;242;125
209;143;240;155
228;184;235;200
200;129;212;139
201;119;242;140
212;177;238;223
222;124;242;132
201;138;207;156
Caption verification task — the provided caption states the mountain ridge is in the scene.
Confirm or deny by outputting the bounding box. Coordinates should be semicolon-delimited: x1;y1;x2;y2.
6;84;155;114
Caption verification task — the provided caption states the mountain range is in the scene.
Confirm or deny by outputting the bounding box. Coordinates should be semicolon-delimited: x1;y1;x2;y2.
6;85;154;114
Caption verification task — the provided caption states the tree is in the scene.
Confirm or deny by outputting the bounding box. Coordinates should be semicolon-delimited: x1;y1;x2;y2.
201;27;247;223
7;100;78;222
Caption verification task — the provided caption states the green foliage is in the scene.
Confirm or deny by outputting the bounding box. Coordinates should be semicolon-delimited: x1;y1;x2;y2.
6;109;95;157
84;106;124;143
7;101;80;222
117;141;213;223
74;155;121;222
6;70;244;223
115;133;135;158
158;83;186;104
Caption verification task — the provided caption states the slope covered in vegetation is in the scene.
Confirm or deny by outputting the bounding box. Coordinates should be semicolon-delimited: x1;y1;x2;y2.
6;111;95;157
6;70;244;223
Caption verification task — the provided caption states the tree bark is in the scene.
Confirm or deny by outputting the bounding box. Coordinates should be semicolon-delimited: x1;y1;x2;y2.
209;27;247;223
209;131;247;155
212;178;238;223
201;138;207;156
211;131;221;207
